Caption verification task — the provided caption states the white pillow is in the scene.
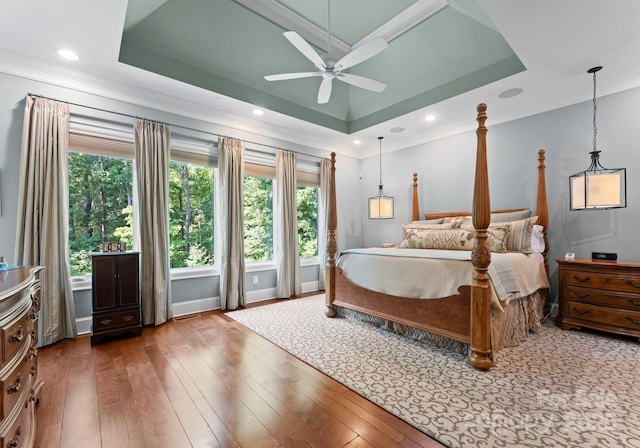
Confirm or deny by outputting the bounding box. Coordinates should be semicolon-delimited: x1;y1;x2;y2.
530;224;545;253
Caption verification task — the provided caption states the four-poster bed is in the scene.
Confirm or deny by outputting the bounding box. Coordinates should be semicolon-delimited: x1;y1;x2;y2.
324;103;550;371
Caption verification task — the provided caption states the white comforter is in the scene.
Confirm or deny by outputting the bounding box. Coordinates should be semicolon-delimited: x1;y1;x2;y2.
337;248;549;311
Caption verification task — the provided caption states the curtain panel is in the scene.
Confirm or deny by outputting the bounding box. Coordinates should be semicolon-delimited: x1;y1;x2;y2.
15;96;77;345
219;137;246;310
317;157;332;290
134;119;172;325
275;150;300;298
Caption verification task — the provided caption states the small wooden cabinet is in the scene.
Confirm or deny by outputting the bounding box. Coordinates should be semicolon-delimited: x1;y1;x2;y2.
557;258;640;340
91;252;141;345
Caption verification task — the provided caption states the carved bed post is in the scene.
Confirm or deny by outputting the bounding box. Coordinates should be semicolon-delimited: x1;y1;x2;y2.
536;149;549;274
325;152;338;317
412;172;420;221
470;103;493;371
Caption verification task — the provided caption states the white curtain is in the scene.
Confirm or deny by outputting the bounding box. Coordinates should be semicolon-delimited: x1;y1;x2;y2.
317;157;331;290
219;137;246;310
15;96;77;345
275;150;300;298
134;119;172;325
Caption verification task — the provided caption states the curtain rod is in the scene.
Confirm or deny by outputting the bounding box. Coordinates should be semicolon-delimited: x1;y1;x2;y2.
26;93;328;161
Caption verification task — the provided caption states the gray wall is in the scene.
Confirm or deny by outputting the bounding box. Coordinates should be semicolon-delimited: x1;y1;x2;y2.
360;87;640;306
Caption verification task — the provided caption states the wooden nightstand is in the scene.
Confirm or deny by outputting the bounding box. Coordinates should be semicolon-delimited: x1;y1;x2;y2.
557;258;640;340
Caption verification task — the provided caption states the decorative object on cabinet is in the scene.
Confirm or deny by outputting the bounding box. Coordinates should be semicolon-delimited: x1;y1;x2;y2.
369;136;394;219
569;66;627;210
101;241;127;253
0;266;43;448
91;252;141;345
557;258;640;339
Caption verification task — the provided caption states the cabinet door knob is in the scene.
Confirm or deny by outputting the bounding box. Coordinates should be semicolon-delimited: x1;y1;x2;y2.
572;307;590;316
573;275;591;283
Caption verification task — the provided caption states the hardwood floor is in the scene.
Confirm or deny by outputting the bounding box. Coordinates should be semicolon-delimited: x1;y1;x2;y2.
35;297;446;448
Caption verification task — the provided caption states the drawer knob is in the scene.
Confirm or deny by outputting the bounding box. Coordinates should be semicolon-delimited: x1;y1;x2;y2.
626;316;640;326
123;315;134;322
574;291;591;299
573;275;591;283
572;307;591;316
8;326;24;343
7;373;22;394
7;426;21;448
626;280;640;289
626;298;640;307
100;319;112;326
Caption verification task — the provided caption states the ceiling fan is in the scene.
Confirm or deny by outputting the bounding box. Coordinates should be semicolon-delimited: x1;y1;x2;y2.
264;5;388;104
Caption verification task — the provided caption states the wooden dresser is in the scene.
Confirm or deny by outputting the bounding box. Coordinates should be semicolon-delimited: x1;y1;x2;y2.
0;266;43;448
91;252;141;345
557;258;640;339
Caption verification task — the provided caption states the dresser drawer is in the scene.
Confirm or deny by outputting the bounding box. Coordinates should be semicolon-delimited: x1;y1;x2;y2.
567;301;640;332
0;354;31;422
2;313;31;367
566;270;640;293
0;399;29;448
566;286;640;311
93;307;140;332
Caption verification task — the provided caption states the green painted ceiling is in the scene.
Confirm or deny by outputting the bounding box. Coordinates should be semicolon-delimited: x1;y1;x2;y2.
120;0;524;134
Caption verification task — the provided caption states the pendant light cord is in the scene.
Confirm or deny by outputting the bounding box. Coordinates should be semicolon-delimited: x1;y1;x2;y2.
378;136;384;188
592;69;598;153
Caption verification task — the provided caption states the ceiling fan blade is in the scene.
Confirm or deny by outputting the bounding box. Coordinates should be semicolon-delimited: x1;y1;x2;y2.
339;73;386;92
334;37;388;71
264;72;320;81
317;77;332;104
283;31;326;70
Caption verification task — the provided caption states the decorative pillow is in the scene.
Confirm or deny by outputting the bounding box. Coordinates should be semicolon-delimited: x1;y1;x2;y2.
531;224;545;253
460;216;537;253
399;226;510;252
400;223;455;246
411;218;444;225
490;209;531;223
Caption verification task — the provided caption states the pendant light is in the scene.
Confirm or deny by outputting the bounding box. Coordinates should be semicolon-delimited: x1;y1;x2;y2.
368;136;394;219
569;66;627;210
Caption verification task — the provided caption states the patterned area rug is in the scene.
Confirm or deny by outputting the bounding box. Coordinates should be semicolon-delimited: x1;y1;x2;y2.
227;295;640;448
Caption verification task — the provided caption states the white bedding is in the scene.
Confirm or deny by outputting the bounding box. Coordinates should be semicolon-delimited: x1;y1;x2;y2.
337;248;549;311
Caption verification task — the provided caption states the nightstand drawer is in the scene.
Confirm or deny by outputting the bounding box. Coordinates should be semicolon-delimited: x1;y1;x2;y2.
567;301;640;331
566;271;640;293
566;286;640;311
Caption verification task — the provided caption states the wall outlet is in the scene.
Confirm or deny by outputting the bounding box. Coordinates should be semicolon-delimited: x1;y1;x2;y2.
252;275;259;284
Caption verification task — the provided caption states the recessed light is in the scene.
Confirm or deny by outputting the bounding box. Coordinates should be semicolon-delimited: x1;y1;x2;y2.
57;49;79;61
252;109;264;116
424;114;436;122
499;88;523;99
390;127;405;133
353;139;362;145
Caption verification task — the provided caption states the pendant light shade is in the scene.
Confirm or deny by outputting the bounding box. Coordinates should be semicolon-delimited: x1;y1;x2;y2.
569;66;627;210
368;136;394;219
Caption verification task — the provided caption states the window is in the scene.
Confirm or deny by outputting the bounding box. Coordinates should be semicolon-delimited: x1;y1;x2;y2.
297;185;318;258
243;175;273;262
68;152;133;276
168;161;215;268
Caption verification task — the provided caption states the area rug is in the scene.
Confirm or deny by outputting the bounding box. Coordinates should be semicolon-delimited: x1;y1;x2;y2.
227;295;640;448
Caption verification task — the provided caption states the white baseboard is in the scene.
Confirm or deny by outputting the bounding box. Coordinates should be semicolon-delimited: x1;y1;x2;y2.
76;316;93;335
75;281;321;329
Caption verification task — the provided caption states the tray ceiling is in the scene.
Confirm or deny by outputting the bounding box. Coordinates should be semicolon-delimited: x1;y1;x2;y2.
120;0;525;134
